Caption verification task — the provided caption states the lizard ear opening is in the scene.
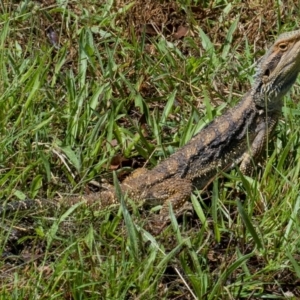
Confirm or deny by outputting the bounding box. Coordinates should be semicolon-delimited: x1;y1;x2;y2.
264;68;270;77
262;68;270;84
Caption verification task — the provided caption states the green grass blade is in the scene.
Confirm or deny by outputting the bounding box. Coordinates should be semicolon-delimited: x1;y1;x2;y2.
237;200;263;250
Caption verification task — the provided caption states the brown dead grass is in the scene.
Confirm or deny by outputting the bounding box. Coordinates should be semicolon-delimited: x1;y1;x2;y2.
5;0;299;59
118;0;299;50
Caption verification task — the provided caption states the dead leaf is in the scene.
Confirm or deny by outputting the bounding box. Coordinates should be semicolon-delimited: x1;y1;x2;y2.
46;26;60;49
173;25;189;39
109;154;130;170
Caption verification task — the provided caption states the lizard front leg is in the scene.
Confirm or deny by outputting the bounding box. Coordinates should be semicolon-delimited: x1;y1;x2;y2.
239;115;278;175
143;178;193;234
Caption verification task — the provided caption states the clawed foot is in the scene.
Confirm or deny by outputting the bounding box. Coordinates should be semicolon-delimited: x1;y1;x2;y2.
146;201;194;235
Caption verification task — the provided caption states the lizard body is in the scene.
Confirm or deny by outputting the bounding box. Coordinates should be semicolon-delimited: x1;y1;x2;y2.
2;30;300;233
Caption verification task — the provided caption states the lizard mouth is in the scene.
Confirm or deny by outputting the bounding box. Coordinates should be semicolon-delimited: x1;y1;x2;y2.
273;59;300;89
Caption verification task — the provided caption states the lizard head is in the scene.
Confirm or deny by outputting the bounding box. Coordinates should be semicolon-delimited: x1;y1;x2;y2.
252;29;300;110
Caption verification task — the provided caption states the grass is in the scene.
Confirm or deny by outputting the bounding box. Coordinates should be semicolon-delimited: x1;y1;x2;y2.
1;0;300;298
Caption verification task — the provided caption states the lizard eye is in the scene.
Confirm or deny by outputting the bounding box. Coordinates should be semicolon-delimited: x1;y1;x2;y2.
278;43;288;51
